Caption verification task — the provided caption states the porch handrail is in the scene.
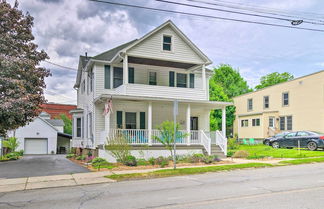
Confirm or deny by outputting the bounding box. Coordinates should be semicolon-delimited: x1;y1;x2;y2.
216;130;227;156
200;130;211;155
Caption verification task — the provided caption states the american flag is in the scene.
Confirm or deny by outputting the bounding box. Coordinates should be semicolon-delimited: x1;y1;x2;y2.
103;97;113;115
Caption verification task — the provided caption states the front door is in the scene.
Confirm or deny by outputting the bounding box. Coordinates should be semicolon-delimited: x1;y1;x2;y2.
125;112;136;129
190;117;198;130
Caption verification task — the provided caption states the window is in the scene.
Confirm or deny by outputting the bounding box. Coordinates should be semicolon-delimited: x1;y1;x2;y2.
125;112;136;129
88;113;92;140
116;111;123;129
169;71;175;87
264;96;269;109
104;65;111;89
149;71;157;85
113;67;123;88
285;132;296;138
252;118;260;126
287;116;292;130
269;117;274;128
163;35;172;51
282;92;289;106
280;116;293;131
297;131;310;137
247;98;253;111
76;118;82;137
189;73;195;88
279;116;285;131
177;73;187;88
241;119;248;127
128;67;134;84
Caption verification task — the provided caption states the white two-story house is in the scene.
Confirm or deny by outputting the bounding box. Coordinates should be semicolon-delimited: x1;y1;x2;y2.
71;20;231;161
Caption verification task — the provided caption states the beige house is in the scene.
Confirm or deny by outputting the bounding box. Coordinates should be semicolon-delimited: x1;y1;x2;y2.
233;70;324;139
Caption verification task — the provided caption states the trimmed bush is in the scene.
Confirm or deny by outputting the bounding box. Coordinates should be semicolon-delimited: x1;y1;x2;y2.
155;156;169;168
227;138;239;150
92;157;108;167
66;154;75;158
137;158;149;166
227;151;234;157
148;157;155;165
123;155;137;166
202;155;214;164
190;153;204;163
233;150;249;158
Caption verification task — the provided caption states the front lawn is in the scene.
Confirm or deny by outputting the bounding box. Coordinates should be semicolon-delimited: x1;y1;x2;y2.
107;163;273;181
280;157;324;165
230;145;324;159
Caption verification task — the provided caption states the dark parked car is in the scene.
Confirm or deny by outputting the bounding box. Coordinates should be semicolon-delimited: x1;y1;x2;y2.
263;132;290;146
271;131;324;151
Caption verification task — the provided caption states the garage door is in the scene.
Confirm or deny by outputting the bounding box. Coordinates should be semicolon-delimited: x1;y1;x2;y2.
24;138;48;154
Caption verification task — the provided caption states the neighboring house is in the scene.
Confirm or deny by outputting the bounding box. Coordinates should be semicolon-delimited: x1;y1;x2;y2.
41;103;77;119
71;20;231;161
7;112;71;154
233;70;324;139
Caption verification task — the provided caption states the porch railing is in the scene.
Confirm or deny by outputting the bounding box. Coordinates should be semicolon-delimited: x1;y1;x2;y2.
200;130;211;155
72;138;95;149
215;130;227;156
102;129;200;145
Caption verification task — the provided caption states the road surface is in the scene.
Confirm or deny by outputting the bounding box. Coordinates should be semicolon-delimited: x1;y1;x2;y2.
1;163;324;208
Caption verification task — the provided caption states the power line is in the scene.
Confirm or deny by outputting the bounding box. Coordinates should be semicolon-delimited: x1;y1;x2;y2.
44;60;78;71
183;0;324;24
88;0;324;33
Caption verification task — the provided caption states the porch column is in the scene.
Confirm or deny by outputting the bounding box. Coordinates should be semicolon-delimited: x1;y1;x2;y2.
222;107;226;138
148;102;152;145
202;64;206;90
123;54;128;84
104;112;111;144
186;104;191;145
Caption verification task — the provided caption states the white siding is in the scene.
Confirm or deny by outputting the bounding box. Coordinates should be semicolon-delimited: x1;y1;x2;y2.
127;26;205;64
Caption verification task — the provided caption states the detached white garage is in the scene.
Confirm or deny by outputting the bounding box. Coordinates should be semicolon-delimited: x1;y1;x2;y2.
7;114;71;155
24;138;48;155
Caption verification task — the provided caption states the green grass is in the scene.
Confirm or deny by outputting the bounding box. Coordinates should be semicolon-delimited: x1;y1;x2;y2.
280;157;324;165
230;145;324;159
106;163;273;181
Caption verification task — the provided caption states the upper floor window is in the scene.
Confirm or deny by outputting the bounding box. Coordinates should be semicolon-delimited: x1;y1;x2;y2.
282;92;289;106
247;98;253;111
176;73;187;88
113;67;123;88
163;35;172;51
264;96;269;109
149;71;157;85
241;119;248;127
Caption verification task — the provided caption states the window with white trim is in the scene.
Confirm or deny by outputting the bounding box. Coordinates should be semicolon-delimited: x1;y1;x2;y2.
241;119;248;127
264;96;269;109
247;98;253;111
252;118;260;126
282;92;289;106
163;35;172;51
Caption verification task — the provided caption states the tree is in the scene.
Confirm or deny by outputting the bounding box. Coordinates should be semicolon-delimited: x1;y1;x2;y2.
0;1;50;136
58;114;72;134
255;72;294;90
209;64;252;134
2;137;19;152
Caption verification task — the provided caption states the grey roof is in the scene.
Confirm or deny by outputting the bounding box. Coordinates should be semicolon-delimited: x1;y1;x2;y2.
92;39;137;61
45;119;64;127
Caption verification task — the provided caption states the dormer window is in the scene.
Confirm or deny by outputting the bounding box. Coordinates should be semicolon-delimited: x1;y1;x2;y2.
163;35;172;51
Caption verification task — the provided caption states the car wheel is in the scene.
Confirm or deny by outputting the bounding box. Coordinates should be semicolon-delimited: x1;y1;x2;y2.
307;142;318;151
286;147;293;149
272;142;280;149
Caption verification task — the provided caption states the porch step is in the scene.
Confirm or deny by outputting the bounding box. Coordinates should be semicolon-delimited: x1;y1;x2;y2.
203;144;226;159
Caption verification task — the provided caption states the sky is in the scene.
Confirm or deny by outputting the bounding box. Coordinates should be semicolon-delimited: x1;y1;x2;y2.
8;0;324;104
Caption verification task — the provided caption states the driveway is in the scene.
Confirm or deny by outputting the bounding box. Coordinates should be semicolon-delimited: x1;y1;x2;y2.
0;155;89;179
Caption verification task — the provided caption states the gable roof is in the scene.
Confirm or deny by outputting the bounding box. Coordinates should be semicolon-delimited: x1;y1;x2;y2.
45;119;64;127
36;117;60;132
122;20;212;64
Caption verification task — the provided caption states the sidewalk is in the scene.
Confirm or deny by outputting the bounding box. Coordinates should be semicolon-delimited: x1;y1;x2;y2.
0;158;283;193
0;171;115;193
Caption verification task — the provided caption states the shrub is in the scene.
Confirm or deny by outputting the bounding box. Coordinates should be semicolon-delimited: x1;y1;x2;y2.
105;135;130;163
202;155;214;164
66;154;75;158
190;153;204;163
16;150;24;156
75;155;86;161
92;157;108;167
155;156;169;168
148;157;156;165
86;156;95;163
233;150;249;158
5;152;19;160
0;156;9;162
228;138;239;150
123;155;137;166
137;158;149;166
3;137;20;152
227;151;234;157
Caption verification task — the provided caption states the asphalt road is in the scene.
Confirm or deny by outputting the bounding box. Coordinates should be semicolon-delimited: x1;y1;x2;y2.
0;155;89;178
1;163;324;208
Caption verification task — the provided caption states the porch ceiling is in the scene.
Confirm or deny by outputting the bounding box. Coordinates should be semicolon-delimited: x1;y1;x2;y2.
126;56;197;69
95;94;232;109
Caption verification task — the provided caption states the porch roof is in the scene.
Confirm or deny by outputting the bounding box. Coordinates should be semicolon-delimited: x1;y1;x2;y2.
95;94;232;109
